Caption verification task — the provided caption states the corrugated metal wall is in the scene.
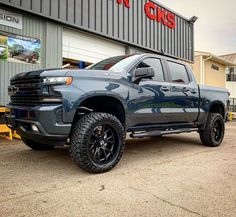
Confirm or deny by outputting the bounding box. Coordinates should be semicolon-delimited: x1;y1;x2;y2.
0;0;194;62
0;6;62;106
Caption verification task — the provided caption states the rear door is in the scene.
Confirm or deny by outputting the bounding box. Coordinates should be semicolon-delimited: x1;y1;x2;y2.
165;60;199;123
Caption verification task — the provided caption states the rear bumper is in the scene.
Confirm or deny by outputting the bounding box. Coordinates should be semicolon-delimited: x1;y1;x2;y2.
5;104;71;146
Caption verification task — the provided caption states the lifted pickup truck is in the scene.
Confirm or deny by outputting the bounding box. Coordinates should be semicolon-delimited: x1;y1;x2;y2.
6;53;229;173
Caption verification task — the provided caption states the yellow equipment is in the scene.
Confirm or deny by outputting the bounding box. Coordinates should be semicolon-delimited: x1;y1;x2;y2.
228;112;233;121
0;107;13;140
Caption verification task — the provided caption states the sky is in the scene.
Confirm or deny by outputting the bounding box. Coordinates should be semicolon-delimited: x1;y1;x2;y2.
157;0;236;55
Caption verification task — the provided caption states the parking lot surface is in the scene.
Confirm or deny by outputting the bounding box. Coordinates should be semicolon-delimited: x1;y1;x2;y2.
0;122;236;217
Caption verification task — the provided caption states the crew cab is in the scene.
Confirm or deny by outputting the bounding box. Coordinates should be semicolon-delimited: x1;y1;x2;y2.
5;53;229;173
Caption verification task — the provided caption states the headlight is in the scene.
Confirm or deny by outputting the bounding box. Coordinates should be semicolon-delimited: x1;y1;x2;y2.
43;77;73;85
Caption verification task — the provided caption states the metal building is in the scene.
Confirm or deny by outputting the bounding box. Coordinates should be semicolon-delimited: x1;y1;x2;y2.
0;0;196;106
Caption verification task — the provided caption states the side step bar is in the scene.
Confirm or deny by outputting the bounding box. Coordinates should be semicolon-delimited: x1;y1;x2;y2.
130;128;198;139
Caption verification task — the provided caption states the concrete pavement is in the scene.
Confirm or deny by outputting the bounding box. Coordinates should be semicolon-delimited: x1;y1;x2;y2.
0;122;236;217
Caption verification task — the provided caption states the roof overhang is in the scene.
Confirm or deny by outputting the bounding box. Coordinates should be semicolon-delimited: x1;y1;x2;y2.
195;51;236;67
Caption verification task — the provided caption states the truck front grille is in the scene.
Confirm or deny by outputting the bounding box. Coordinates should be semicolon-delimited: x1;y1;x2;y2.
9;77;62;106
10;77;43;85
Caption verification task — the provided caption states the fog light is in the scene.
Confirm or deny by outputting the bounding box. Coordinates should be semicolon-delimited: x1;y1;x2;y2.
31;124;39;132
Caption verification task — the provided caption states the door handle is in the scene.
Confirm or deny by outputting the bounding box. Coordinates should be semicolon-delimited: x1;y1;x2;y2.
183;88;190;92
161;86;170;92
190;90;197;94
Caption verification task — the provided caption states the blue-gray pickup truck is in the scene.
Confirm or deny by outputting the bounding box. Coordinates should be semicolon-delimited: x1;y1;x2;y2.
5;53;229;173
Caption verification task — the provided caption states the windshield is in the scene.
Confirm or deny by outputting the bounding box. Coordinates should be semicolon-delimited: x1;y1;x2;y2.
87;54;140;71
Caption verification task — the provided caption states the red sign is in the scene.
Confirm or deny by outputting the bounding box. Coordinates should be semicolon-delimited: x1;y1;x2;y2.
144;2;176;29
117;0;176;29
117;0;130;8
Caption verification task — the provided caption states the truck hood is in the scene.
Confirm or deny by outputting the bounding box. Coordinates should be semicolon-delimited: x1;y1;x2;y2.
11;69;125;81
10;69;69;81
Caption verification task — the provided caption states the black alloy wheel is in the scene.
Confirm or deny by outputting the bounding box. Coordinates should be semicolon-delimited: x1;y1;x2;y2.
70;112;125;173
212;119;223;143
199;113;225;147
88;124;118;165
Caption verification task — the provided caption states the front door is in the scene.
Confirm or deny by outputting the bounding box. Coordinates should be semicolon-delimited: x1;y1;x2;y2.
128;57;172;127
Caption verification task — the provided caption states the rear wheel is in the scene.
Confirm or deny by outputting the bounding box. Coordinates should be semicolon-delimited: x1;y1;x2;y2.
199;113;225;147
21;138;54;151
70;112;125;173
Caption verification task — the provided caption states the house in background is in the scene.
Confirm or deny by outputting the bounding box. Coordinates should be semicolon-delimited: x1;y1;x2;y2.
220;53;236;113
191;51;235;88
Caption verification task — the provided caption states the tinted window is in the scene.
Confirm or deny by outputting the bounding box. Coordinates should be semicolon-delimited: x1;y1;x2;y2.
137;58;165;82
168;61;189;84
87;55;140;71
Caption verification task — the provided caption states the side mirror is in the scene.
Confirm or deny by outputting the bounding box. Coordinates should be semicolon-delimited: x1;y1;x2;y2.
133;67;155;84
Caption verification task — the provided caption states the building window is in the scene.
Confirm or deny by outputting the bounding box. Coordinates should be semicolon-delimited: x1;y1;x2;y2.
229;98;236;112
211;64;219;71
227;67;236;81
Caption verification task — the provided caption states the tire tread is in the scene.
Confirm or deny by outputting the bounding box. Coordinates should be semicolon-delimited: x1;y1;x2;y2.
199;113;225;147
70;112;125;173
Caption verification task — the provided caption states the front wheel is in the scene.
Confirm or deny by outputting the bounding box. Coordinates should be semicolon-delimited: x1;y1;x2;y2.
70;113;125;173
21;138;54;151
199;113;225;147
25;57;30;63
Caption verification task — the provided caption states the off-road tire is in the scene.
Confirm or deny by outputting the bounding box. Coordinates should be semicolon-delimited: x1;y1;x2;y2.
70;112;125;173
22;137;54;151
199;113;225;147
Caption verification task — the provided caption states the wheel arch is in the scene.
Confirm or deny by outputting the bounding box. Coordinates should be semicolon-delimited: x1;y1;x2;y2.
199;100;226;131
208;101;225;118
71;94;127;130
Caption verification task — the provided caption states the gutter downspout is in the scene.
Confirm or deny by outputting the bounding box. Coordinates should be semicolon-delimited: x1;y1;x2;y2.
200;56;203;84
202;56;213;85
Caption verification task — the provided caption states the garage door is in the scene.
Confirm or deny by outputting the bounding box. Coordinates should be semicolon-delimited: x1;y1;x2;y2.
63;28;126;64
